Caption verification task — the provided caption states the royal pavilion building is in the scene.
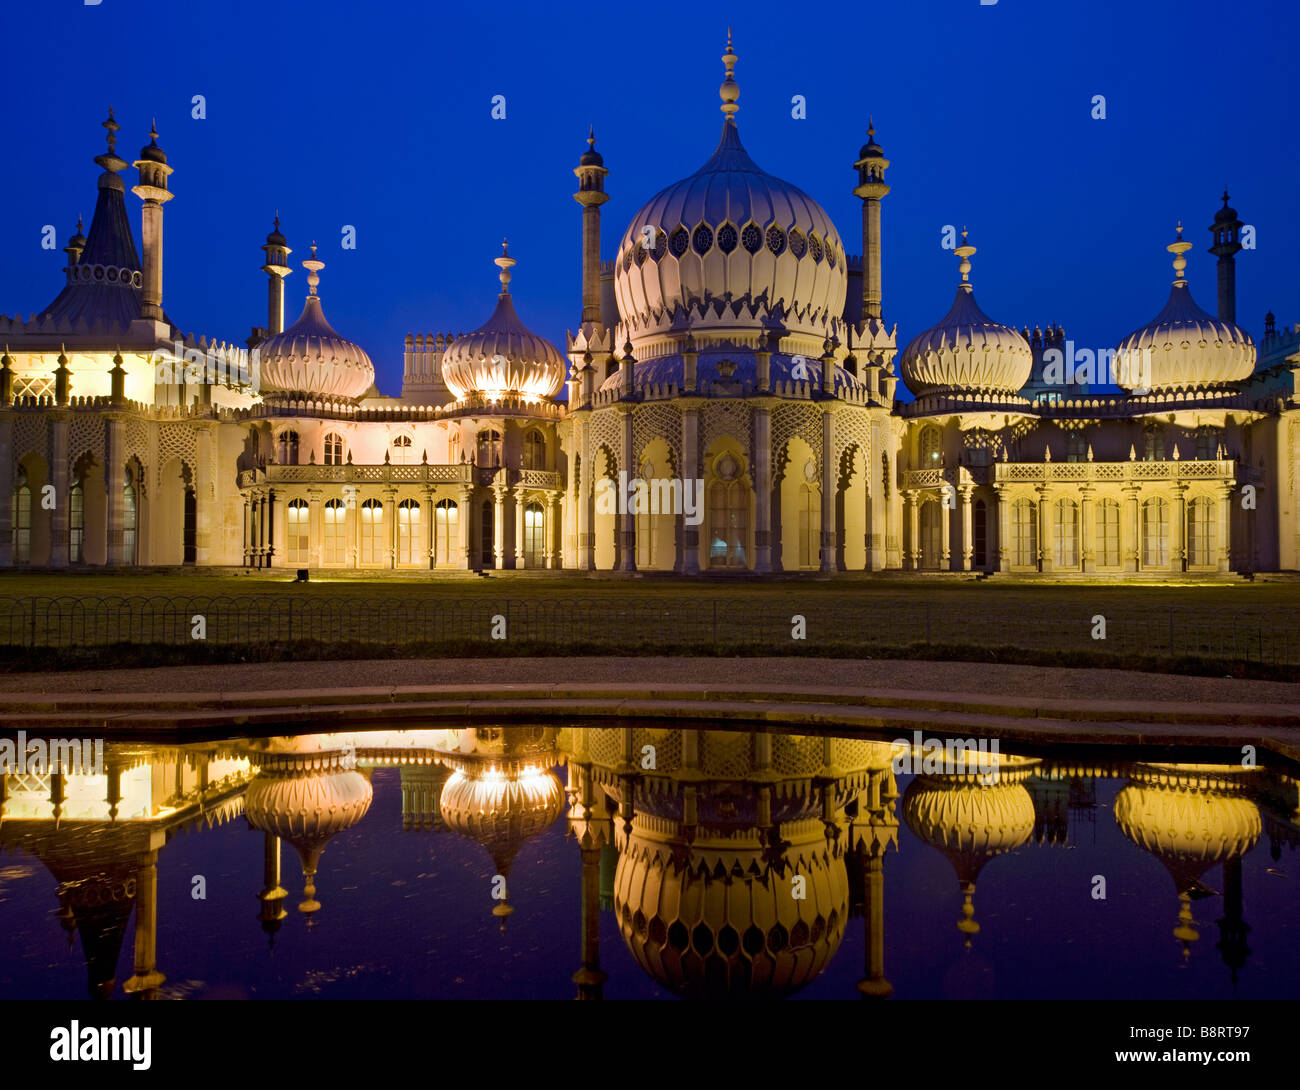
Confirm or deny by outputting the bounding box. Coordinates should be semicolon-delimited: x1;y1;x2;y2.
1;38;1297;578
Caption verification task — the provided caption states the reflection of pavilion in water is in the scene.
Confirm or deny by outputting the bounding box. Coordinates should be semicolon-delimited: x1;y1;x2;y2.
1;725;1296;999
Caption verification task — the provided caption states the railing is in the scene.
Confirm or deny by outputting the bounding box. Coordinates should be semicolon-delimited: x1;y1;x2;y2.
993;460;1237;484
238;465;563;490
0;594;1295;666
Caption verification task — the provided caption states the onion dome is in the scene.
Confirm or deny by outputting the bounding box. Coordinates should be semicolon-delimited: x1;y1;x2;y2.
440;241;566;401
899;230;1033;397
256;244;376;402
244;747;373;916
858;116;885;161
579;125;603;167
67;216;87;252
1114;224;1255;392
138;120;166;164
613;34;847;346
901;758;1037;942
265;213;287;248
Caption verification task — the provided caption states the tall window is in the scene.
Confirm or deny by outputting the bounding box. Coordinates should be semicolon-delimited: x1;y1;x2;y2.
919;500;942;570
523;430;545;471
360;499;384;565
919;426;941;467
323;432;345;466
1066;431;1087;463
1053;498;1079;567
69;480;84;563
1142;497;1169;567
1195;428;1220;461
636;461;656;568
287;499;309;564
434;499;458;565
123;466;137;564
1143;429;1162;463
1012;499;1037;567
11;470;30;564
397;499;420;564
278;430;300;465
392;435;413;465
323;499;346;564
524;502;545;567
1187;497;1213;566
708;480;748;569
1095;499;1121;567
973;499;987;567
476;429;502;467
797;485;820;569
448;431;462;465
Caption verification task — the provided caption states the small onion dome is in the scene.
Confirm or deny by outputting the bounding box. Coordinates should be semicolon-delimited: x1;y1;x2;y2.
613;816;848;998
579;126;603;166
859;117;885;160
244;750;373;915
68;216;87;250
1212;189;1239;226
899;231;1032;396
139;121;167;164
440;241;566;401
265;214;287;247
1114;225;1254;391
257;244;376;401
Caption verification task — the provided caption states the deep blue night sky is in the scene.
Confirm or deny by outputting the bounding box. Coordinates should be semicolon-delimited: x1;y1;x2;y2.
1;0;1296;395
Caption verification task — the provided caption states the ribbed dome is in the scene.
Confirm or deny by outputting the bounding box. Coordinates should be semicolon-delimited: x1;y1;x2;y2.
901;768;1037;881
900;237;1032;396
257;251;375;402
1115;284;1255;392
244;754;374;844
440;245;566;401
439;766;566;869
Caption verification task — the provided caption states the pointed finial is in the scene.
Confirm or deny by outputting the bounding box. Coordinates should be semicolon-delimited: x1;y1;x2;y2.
955;227;977;289
1167;221;1193;284
587;124;595;148
720;30;739;120
150;118;158;142
302;241;325;296
274;211;280;228
494;237;516;293
868;115;875;137
103;106;119;149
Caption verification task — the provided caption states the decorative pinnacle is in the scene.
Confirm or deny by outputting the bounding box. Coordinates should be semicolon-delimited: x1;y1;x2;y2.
587;124;595;149
303;242;325;295
955;227;977;289
494;237;516;293
1167;221;1193;284
103;106;119;151
720;30;739;120
868;115;875;138
149;118;159;144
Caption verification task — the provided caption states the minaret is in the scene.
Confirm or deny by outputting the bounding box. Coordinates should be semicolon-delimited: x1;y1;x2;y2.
131;120;174;323
1208;189;1244;325
261;214;292;335
853;119;890;322
573;127;609;325
63;215;86;271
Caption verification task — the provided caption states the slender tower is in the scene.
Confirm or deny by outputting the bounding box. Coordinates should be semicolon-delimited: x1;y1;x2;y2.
573;127;609;325
1208;189;1244;325
261;215;292;335
852;120;890;322
131;121;173;323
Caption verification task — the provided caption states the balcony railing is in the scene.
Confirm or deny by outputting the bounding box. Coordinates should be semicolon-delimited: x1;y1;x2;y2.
238;463;562;490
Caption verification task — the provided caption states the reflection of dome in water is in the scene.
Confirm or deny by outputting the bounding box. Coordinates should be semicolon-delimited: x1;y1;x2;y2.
901;761;1037;941
613;819;847;998
244;751;373;915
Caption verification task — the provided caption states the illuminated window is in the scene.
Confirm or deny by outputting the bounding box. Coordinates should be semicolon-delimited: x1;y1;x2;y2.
919;426;941;466
323;499;346;564
524;502;545;567
123;467;137;563
1012;499;1037;567
1188;497;1213;566
69;480;84;563
1053;498;1079;567
1142;497;1169;567
11;470;30;564
448;431;461;465
360;498;384;565
392;434;413;465
919;499;942;570
434;499;458;565
323;432;345;466
708;478;748;570
1095;499;1121;567
287;499;309;564
397;499;420;565
798;485;821;570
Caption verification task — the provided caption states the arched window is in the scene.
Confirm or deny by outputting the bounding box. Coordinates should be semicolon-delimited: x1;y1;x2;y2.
360;498;384;565
69;479;84;563
1195;428;1220;461
397;499;420;564
919;499;943;570
1012;499;1037;567
524;502;545;567
278;430;300;466
287;499;309;565
1053;498;1079;567
123;466;137;564
434;499;458;565
323;499;346;565
708;480;748;569
1143;428;1162;463
919;426;941;467
1065;431;1087;463
523;430;545;471
636;461;656;569
1142;497;1169;567
1187;497;1214;566
476;429;502;467
11;470;30;564
1095;499;1121;567
323;432;345;466
448;431;462;465
392;435;413;465
797;485;821;569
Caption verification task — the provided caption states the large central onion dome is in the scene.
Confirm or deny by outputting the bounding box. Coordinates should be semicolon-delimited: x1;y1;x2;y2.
440;242;566;402
899;231;1033;397
257;245;376;402
1114;225;1255;393
613;35;847;346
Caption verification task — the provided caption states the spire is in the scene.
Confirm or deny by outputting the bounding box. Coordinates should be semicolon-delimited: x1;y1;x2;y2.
955;227;976;291
494;238;515;294
303;242;324;296
720;29;739;122
1167;221;1193;285
93;107;128;185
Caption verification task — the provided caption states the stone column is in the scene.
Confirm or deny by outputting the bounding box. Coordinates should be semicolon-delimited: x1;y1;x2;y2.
959;485;973;571
994;484;1011;571
308;490;322;567
618;407;636;571
513;486;526;568
1124;485;1140;572
1172;483;1187;573
753;407;772;573
546;493;559;568
1037;487;1051;573
49;417;69;568
265;489;277;568
241;495;251;567
424;488;435;569
681;407;700;574
0;416;10;566
457;485;472;569
1217;482;1232;572
122;834;167;995
940;487;952;571
492;485;506;568
819;411;836;573
193;426;213;565
576;419;594;570
1078;486;1093;572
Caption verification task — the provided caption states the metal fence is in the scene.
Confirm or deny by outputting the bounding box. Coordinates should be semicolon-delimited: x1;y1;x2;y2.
0;595;1295;666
